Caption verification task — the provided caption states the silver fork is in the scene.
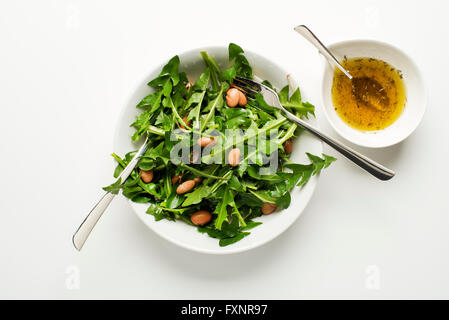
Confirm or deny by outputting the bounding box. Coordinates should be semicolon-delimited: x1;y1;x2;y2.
233;77;395;181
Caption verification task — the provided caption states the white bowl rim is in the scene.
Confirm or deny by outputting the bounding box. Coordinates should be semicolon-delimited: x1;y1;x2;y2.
321;39;427;148
112;45;323;255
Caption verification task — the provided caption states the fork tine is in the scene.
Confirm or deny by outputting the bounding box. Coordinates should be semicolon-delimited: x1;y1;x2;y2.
232;81;258;99
235;76;262;91
230;83;251;95
232;78;261;98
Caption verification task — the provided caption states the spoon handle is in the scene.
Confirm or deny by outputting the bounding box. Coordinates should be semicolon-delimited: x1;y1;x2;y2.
294;25;353;79
72;136;150;251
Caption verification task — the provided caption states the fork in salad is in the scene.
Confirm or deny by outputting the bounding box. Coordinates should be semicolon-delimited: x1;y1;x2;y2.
232;76;395;181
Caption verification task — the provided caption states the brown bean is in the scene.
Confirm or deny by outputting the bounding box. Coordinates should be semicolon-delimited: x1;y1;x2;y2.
193;177;203;184
176;180;195;194
171;174;183;184
140;169;154;183
226;88;240;108
190;210;212;226
180;115;191;129
197;137;215;147
261;202;277;215
228;148;241;167
284;139;293;154
238;91;247;106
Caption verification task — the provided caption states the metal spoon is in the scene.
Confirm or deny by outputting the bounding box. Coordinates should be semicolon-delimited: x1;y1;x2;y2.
294;25;389;111
72;135;150;251
351;76;389;111
294;25;353;79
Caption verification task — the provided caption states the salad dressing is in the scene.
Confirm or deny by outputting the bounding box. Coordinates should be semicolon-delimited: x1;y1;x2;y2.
331;57;406;131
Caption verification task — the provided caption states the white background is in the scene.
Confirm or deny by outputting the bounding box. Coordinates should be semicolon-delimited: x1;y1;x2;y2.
1;0;448;299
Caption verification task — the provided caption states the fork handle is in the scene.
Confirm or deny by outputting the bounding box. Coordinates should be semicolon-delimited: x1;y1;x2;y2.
282;110;395;181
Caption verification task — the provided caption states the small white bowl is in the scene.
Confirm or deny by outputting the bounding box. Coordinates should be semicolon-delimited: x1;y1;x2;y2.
321;40;426;148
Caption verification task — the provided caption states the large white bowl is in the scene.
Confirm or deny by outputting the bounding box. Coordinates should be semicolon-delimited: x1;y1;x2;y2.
113;46;322;254
321;40;426;148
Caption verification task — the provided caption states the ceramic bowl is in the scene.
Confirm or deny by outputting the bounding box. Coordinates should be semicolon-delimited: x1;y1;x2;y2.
321;40;426;148
114;46;323;254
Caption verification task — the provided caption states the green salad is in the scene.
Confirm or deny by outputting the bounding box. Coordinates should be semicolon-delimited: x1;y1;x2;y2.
104;43;335;246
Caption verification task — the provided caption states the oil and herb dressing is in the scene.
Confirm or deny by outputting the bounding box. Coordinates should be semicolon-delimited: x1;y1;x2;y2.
331;57;406;131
